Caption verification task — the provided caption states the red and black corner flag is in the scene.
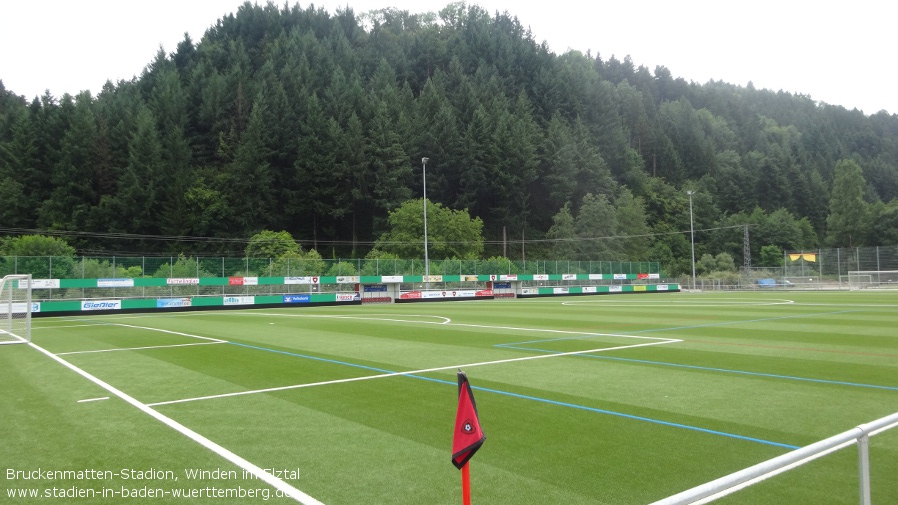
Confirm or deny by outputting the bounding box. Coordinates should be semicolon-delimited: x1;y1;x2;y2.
452;370;485;469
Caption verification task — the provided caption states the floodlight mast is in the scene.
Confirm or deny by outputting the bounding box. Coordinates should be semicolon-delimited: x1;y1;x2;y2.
687;190;696;291
422;157;430;289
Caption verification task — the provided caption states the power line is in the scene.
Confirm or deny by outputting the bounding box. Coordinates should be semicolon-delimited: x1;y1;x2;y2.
0;224;755;249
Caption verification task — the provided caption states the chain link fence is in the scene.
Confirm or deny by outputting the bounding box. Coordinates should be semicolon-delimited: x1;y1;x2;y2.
674;246;898;290
0;256;660;279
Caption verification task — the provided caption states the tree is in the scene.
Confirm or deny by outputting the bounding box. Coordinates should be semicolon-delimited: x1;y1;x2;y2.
546;203;577;259
367;100;413;230
0;235;77;278
114;105;164;236
38;92;98;232
0;113;40;226
245;230;300;258
696;252;736;275
826;159;870;247
759;245;783;267
1;234;76;256
224;93;275;234
575;193;618;260
614;188;651;260
4;3;898;259
869;200;898;246
373;199;484;259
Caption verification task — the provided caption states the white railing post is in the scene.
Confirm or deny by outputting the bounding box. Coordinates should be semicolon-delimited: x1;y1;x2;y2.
857;433;871;505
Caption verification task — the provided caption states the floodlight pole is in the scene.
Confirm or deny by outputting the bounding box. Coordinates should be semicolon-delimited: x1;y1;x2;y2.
687;190;696;291
422;157;430;290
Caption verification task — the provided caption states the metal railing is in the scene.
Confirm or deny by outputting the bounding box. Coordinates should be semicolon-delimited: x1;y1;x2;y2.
650;411;898;505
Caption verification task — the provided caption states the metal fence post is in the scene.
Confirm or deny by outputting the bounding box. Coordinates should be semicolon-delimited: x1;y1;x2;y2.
858;433;871;505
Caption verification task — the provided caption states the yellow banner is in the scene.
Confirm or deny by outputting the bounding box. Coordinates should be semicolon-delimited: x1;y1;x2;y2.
789;253;817;262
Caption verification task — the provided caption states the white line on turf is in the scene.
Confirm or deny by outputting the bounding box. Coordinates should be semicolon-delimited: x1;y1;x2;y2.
26;341;324;505
244;313;453;325
246;312;676;342
47;322;227;356
561;298;796;307
77;397;109;403
56;341;225;356
147;338;680;407
106;322;227;343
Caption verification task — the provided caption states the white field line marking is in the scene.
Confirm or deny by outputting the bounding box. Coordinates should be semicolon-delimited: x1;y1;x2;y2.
230;312;453;325
46;322;227;355
107;323;227;343
148;338;680;407
561;298;796;307
56;341;225;356
77;397;109;403
27;341;324;505
253;312;676;343
34;323;114;330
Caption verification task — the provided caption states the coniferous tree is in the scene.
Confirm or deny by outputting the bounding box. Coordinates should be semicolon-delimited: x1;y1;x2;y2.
546;202;577;259
1;2;897;261
826;159;870;247
39;92;98;233
575;193;618;260
367;100;412;232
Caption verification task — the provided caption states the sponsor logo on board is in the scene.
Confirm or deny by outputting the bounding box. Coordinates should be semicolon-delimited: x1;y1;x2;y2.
167;278;199;285
157;298;192;308
82;300;122;311
223;296;254;306
97;278;134;288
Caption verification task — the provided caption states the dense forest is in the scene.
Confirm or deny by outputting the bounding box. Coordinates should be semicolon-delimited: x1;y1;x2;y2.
1;2;897;275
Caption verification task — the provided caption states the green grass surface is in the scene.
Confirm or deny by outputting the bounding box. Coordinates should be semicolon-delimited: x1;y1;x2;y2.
2;291;897;504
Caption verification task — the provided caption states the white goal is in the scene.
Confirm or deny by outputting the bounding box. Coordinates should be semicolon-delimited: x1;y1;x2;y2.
845;270;898;290
1;274;32;344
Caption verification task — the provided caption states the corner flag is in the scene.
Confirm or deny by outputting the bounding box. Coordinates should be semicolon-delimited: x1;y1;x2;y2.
452;370;485;469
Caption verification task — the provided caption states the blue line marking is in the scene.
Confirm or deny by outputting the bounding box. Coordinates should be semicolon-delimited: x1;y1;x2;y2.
492;308;897;392
227;341;800;450
496;310;859;347
229;342;397;375
495;346;898;392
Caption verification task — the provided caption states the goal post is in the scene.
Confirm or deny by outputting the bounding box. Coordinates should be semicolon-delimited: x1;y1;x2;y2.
0;274;32;344
845;270;898;290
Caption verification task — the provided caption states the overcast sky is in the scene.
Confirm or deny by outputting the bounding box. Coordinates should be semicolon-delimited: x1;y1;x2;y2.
1;0;895;115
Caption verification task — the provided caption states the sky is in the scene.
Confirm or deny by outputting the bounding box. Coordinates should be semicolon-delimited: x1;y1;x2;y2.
1;0;895;115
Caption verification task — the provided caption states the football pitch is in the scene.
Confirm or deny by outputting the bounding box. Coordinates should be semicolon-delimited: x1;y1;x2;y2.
2;291;897;504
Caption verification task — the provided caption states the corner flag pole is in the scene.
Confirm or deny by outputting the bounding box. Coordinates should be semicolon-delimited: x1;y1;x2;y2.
452;370;485;505
461;461;471;505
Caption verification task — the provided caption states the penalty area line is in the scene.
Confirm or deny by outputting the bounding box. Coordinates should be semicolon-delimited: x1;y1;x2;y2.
26;341;324;505
56;341;225;356
108;322;227;343
147;338;682;407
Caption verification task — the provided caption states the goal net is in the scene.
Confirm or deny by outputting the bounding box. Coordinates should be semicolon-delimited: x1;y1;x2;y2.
0;274;32;344
845;270;898;290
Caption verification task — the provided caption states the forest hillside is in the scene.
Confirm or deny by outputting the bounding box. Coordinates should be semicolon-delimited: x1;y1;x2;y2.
1;2;896;275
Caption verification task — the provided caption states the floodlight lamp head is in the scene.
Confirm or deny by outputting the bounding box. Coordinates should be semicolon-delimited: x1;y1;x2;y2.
422;157;429;164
